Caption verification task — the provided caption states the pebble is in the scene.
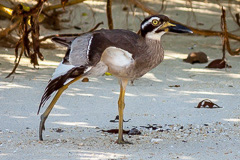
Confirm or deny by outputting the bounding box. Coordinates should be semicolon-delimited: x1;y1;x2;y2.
78;143;84;146
151;138;163;143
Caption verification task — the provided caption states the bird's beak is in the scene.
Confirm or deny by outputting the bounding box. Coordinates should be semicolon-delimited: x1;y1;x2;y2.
167;23;193;34
157;22;176;33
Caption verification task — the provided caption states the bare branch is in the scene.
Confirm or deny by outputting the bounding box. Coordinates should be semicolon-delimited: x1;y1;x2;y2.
221;7;240;56
39;21;103;42
106;0;114;29
43;0;85;12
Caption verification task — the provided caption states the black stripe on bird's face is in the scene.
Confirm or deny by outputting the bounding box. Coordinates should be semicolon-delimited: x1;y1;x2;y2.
140;15;170;38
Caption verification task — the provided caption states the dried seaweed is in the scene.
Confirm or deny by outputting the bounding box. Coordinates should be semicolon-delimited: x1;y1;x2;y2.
6;0;47;78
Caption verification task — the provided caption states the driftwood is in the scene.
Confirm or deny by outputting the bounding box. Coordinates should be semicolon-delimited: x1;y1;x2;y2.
43;0;85;12
39;21;103;42
0;20;20;39
221;7;240;56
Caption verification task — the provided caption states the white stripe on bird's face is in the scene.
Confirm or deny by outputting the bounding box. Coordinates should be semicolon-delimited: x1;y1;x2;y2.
141;17;160;30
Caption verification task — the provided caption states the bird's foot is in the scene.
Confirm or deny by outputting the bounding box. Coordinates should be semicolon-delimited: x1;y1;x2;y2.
116;138;133;144
39;115;46;141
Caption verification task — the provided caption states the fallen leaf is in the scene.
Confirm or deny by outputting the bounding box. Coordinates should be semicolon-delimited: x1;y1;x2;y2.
196;99;222;109
206;59;232;69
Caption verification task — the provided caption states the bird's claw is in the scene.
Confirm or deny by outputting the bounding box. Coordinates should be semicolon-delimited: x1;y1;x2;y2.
116;139;133;144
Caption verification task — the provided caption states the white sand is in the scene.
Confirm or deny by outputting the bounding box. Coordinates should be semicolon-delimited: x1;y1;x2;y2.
0;0;240;159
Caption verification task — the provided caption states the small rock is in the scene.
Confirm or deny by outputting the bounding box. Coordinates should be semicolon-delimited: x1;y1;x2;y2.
151;138;163;143
78;143;84;146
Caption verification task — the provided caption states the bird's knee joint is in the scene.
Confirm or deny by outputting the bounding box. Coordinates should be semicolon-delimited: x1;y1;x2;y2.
118;101;125;108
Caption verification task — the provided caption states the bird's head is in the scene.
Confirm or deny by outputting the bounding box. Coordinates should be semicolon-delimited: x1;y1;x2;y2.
140;15;192;41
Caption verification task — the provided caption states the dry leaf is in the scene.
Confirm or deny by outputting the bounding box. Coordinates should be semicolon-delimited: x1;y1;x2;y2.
206;59;232;69
196;99;222;108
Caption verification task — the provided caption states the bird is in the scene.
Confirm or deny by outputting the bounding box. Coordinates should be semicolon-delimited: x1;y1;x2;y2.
37;14;192;144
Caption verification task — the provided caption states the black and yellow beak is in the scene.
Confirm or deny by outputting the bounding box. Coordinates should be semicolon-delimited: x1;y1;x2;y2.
167;23;193;34
156;22;192;34
156;22;175;33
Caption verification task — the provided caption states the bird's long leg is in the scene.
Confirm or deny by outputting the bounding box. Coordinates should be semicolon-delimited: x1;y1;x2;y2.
39;75;83;141
116;79;131;144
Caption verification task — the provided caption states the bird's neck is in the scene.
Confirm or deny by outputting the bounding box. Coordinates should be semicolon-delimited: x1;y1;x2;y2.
144;37;164;65
145;32;165;41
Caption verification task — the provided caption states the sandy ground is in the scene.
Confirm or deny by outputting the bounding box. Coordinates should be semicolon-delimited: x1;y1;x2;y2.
0;0;240;160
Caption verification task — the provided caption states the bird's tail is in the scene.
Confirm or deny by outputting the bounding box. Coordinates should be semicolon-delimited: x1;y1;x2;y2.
37;66;86;114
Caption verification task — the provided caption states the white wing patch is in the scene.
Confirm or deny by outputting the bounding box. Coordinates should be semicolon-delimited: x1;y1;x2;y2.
102;46;134;68
87;36;93;57
51;61;75;80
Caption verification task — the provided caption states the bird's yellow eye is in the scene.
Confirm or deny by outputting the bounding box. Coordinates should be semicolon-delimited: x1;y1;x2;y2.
152;19;159;26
